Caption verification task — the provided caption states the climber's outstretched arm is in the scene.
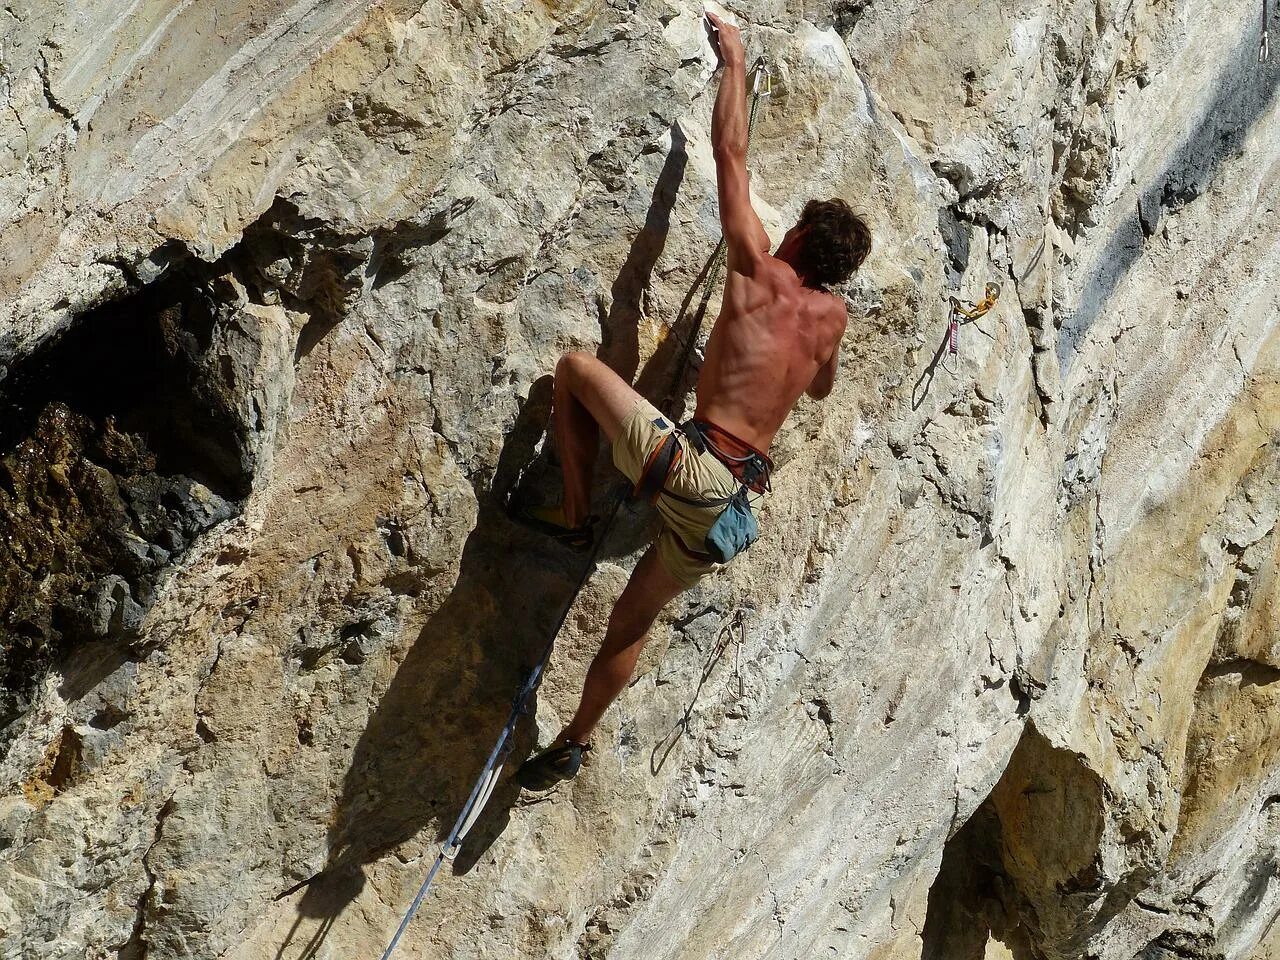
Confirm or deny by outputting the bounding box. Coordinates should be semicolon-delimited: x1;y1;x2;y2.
708;12;769;273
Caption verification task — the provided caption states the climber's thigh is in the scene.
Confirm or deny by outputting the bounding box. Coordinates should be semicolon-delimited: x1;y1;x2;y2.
557;351;641;443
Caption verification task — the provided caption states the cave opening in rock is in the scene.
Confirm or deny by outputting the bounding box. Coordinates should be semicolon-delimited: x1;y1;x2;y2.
0;259;257;733
921;721;1117;960
0;266;251;497
920;798;1037;960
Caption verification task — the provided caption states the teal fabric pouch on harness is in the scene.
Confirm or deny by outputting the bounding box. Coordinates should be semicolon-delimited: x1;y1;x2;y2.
704;487;758;563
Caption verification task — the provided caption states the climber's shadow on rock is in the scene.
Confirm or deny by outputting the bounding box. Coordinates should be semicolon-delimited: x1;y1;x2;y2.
284;124;716;946
598;122;688;382
273;869;364;960
291;382;585;926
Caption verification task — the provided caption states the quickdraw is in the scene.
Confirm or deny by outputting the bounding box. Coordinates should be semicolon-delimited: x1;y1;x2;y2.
944;281;1001;373
750;56;773;98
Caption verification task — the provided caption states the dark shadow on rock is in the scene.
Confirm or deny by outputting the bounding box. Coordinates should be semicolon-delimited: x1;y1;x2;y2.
491;374;557;510
920;801;1036;960
911;312;955;412
273;868;364;960
599;124;688;380
55;638;138;703
1057;32;1278;372
633;242;724;418
287;391;594;939
589;117;726;425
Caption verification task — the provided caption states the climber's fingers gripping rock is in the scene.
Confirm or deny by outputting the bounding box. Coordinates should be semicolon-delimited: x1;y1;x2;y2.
705;11;744;69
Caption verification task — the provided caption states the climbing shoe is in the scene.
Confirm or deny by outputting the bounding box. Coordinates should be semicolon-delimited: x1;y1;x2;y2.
509;503;597;552
515;741;590;791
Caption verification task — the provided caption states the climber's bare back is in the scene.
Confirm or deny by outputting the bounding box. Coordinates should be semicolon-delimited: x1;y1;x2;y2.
698;12;847;453
695;255;847;453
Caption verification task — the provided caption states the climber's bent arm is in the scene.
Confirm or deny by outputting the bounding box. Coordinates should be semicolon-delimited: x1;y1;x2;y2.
806;341;840;400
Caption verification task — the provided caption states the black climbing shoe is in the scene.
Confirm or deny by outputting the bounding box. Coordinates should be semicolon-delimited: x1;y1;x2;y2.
509;503;597;552
515;741;590;791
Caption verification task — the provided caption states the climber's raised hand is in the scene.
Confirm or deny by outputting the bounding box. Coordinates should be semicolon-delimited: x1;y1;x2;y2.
705;11;744;69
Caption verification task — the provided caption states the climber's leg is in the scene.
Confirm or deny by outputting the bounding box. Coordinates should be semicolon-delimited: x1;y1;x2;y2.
561;544;685;744
516;544;684;790
552;351;641;527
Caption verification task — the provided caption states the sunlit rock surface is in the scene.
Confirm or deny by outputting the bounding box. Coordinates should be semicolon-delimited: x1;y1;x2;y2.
0;1;1276;958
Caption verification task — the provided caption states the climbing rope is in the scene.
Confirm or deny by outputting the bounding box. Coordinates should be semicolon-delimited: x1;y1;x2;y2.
378;56;774;960
943;281;1001;374
1263;0;1272;62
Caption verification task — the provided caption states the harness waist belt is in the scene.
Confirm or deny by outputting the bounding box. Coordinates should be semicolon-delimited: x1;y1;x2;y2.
684;418;773;494
633;416;773;508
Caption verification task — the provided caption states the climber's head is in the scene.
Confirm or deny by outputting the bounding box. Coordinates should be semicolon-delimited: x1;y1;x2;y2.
776;198;871;289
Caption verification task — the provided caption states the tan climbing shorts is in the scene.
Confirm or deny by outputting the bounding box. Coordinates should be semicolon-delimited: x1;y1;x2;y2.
611;397;757;588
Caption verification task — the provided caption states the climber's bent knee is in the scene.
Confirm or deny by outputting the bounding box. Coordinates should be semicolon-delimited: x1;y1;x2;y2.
555;352;641;443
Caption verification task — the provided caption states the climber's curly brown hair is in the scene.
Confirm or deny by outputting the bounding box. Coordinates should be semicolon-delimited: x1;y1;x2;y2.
793;198;871;289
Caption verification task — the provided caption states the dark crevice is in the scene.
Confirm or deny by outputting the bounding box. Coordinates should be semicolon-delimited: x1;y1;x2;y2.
121;792;178;960
921;800;1038;960
937;204;972;286
0;258;253;737
36;49;76;126
1200;656;1280;688
0;270;249;493
831;0;874;34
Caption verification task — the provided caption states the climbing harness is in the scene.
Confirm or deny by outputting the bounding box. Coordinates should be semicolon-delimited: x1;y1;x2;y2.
943;281;1001;374
635;420;772;504
633;419;772;564
378;54;775;960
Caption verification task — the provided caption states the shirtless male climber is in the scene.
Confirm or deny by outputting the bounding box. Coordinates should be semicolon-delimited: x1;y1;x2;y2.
513;12;872;789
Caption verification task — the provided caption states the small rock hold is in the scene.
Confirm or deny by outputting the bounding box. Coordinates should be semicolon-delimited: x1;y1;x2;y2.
91;575;145;638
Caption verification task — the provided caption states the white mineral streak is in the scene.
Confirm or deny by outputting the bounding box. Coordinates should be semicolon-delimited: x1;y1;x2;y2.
0;1;1276;958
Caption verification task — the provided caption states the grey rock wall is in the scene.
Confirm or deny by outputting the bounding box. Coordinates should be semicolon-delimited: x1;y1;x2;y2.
0;1;1276;959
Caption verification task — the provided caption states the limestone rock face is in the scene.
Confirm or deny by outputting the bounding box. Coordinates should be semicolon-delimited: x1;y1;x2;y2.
0;2;1276;959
